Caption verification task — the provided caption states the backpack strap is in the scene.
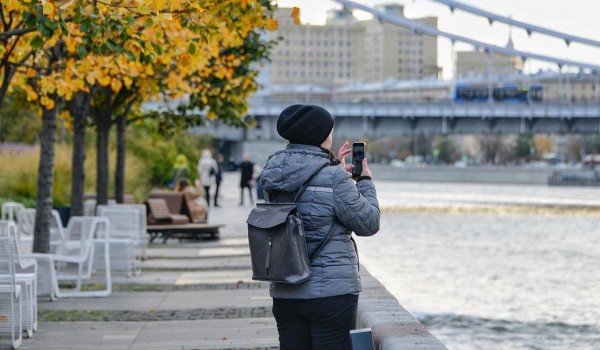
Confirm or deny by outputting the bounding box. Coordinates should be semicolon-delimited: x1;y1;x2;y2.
309;221;338;262
293;162;330;203
268;161;337;262
293;162;337;262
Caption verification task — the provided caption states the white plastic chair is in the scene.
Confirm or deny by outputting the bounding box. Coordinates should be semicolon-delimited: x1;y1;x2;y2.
0;235;23;348
98;204;148;260
2;202;25;222
0;221;37;338
23;217;111;300
15;209;66;254
96;208;139;277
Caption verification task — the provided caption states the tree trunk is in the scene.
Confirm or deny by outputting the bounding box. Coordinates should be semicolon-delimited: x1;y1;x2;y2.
0;64;16;141
69;92;91;216
95;107;112;206
115;114;126;203
33;105;58;253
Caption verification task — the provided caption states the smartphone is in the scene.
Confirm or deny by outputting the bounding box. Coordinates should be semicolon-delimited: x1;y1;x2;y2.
352;142;366;179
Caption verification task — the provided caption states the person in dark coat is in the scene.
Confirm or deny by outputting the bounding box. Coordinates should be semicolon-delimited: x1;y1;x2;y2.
214;154;225;207
260;104;380;349
239;153;254;205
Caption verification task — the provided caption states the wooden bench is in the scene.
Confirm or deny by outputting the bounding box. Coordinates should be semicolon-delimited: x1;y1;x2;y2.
146;198;190;225
147;223;224;243
148;191;207;224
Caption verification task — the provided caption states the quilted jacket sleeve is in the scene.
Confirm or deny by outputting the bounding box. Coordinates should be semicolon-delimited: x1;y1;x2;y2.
332;166;380;236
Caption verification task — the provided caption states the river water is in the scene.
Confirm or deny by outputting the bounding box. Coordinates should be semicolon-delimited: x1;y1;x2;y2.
358;181;600;350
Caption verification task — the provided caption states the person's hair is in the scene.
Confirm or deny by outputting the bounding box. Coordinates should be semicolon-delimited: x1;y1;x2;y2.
178;178;191;191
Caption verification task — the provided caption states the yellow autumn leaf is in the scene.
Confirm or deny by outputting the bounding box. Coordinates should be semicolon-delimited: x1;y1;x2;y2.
170;0;182;11
189;2;204;12
207;109;217;120
291;7;300;19
179;54;191;67
41;95;56;110
24;85;39;101
26;68;36;78
111;78;123;92
99;75;112;87
266;18;278;31
43;1;57;18
123;76;134;89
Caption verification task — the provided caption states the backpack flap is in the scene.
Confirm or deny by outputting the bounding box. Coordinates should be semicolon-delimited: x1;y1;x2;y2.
246;203;297;228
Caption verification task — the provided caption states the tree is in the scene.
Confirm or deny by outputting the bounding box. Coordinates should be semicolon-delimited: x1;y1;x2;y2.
435;136;456;164
515;134;534;160
0;2;38;140
5;0;285;251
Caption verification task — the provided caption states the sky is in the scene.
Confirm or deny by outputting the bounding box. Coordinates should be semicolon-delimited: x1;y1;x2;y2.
274;0;600;79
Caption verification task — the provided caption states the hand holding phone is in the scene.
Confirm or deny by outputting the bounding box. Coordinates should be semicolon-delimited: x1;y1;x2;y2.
352;142;366;179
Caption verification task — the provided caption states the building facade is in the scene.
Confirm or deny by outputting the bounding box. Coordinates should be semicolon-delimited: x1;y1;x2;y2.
268;5;440;87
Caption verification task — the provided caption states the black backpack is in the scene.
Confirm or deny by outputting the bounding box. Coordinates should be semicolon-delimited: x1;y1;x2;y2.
246;165;336;284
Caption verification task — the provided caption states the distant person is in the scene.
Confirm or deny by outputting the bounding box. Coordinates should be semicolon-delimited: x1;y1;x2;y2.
177;178;207;223
260;104;380;349
253;163;264;201
197;149;218;207
239;153;254;205
214;154;225;207
171;154;190;189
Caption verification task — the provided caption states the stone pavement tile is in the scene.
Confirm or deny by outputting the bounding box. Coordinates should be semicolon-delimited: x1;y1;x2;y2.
145;246;249;259
37;289;271;312
142;256;251;270
145;248;210;259
196;246;250;258
112;271;182;285
38;291;167;311
20;319;278;350
176;269;253;285
129;318;278;350
19;321;143;350
158;289;271;310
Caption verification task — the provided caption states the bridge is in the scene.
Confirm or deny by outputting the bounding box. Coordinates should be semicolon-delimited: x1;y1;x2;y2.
187;99;600;142
183;0;600;141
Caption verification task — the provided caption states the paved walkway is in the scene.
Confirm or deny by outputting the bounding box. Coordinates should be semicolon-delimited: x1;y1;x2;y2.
15;173;280;350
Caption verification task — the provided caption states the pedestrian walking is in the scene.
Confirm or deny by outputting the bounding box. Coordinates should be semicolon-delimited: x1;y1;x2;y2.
259;104;380;349
214;154;225;207
239;153;254;205
197;149;218;207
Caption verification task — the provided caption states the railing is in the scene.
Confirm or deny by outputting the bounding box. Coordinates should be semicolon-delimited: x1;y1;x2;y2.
548;171;600;187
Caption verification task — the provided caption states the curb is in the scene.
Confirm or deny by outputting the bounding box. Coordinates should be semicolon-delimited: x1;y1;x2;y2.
358;266;447;350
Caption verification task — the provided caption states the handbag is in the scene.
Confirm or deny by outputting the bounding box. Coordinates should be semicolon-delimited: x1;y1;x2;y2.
246;164;336;284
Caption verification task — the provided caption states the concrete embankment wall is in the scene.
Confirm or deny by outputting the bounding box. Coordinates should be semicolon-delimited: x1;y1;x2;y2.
359;266;447;350
371;164;564;185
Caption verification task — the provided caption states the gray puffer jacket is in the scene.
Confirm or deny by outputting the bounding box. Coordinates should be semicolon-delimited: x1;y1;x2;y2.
260;144;380;299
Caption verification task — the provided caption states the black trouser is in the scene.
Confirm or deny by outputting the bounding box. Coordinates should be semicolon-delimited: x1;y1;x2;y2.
272;294;359;350
240;185;253;205
203;186;210;207
214;180;221;206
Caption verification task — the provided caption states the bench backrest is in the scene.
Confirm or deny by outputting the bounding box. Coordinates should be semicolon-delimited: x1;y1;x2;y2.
148;192;184;214
147;199;172;220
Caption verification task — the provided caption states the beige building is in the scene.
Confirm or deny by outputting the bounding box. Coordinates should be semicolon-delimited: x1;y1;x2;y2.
268;5;440;87
455;38;524;78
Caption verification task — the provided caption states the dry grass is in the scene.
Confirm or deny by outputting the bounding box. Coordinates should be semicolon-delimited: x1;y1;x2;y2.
0;144;150;205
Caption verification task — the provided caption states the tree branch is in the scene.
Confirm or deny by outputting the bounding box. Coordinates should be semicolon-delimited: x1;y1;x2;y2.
0;26;35;41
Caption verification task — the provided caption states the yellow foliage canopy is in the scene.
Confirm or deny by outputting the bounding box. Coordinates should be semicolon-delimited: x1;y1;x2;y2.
2;0;277;121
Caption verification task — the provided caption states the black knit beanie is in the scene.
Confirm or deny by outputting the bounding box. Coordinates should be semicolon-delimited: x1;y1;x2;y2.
277;104;334;146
